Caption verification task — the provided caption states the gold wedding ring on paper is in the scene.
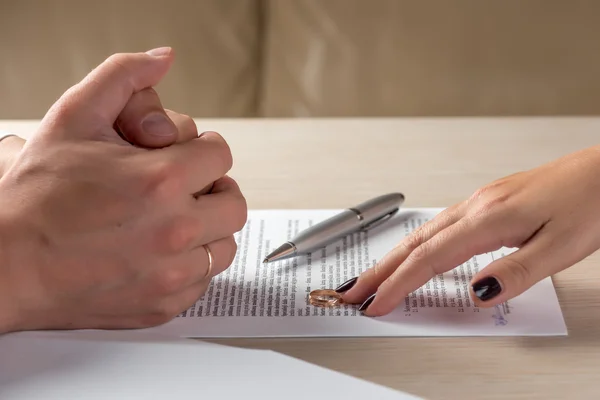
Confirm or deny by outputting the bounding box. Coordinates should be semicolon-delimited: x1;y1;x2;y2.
202;244;213;279
309;289;344;307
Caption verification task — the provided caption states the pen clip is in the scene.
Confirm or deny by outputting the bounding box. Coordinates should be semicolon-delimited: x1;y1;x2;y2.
361;208;399;231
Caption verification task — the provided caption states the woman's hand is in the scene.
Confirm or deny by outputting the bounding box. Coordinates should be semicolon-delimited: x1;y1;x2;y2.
340;146;600;316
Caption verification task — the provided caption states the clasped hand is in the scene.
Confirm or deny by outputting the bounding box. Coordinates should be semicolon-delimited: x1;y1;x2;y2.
0;48;247;333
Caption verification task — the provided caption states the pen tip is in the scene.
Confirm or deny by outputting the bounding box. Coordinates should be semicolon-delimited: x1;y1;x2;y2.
263;258;269;263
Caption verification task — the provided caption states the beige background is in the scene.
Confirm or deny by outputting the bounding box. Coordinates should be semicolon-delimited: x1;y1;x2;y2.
2;0;600;119
3;117;600;399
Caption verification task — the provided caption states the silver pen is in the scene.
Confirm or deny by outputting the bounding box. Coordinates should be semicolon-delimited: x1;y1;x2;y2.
263;193;405;263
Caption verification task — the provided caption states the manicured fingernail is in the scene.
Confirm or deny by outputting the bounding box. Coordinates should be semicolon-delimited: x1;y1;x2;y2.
358;294;376;312
472;276;502;301
146;47;171;57
141;113;176;137
335;277;358;293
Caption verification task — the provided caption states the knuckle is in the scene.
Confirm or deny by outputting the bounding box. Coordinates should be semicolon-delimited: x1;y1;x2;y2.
468;187;488;204
105;54;132;79
105;52;131;70
406;243;431;265
230;194;248;232
143;160;185;201
170;112;197;134
375;275;395;293
402;230;425;252
399;210;457;254
220;148;234;172
179;113;194;125
364;264;386;287
182;116;197;135
103;52;138;90
469;182;500;203
204;130;226;145
404;243;441;280
163;217;200;253
225;236;238;266
436;205;461;225
475;193;511;216
153;267;189;295
105;52;124;63
44;86;82;123
205;132;233;171
468;182;511;217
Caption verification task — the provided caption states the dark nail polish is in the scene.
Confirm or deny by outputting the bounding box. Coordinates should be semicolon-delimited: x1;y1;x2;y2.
335;277;358;293
472;276;502;301
359;294;376;312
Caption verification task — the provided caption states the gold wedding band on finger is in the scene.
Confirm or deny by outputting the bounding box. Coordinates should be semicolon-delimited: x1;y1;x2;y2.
202;244;213;280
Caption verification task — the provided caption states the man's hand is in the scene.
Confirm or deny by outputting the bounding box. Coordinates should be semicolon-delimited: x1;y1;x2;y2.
0;50;200;177
0;48;247;333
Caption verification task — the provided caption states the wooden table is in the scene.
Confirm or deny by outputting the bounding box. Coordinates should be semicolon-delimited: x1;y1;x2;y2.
2;117;599;400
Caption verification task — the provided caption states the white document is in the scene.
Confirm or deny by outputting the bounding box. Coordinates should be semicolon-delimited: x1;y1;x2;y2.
0;331;420;400
147;208;567;338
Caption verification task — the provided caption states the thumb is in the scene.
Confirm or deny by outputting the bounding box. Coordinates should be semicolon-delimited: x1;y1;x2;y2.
469;226;569;307
42;47;175;139
115;87;178;148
